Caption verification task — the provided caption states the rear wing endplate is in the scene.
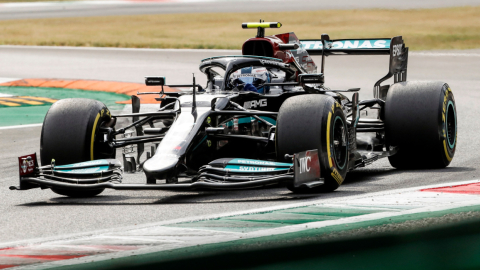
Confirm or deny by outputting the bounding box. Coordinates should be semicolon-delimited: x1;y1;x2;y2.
300;36;408;99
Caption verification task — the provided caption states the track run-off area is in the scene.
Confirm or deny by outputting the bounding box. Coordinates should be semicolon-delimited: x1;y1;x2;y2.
0;46;479;268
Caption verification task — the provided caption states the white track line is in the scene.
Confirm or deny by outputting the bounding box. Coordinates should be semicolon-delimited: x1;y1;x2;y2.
0;123;43;130
0;77;20;84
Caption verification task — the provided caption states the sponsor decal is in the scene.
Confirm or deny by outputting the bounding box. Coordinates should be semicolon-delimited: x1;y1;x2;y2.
298;156;311;174
259;59;285;66
300;39;391;50
225;165;289;172
294;150;321;187
18;153;37;177
392;43;403;57
21;159;34;173
239;166;275;171
234;74;258;78
243;99;267;109
231;159;284;166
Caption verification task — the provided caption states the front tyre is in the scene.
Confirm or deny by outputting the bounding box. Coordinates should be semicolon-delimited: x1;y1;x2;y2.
276;94;348;193
385;81;457;169
40;98;115;197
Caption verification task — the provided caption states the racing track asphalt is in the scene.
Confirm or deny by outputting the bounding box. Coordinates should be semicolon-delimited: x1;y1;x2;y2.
1;0;480;20
0;46;479;244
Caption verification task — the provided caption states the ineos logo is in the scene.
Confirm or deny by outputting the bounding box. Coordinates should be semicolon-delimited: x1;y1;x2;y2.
260;60;279;66
299;156;311;174
393;44;403;57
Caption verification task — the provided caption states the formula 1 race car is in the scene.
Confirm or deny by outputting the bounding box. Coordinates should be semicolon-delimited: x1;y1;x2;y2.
11;22;457;197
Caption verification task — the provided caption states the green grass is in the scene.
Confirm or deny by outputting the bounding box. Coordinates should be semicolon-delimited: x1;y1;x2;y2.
0;7;479;50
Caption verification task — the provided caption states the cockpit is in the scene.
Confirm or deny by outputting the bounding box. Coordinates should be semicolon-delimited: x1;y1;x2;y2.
199;55;299;95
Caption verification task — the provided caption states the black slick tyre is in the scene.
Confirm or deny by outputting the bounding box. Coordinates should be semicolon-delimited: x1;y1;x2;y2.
385;81;457;169
40;98;115;197
276;94;348;193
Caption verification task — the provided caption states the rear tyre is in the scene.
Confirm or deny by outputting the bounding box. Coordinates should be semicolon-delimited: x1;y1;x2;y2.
276;94;348;193
40;98;115;197
385;81;457;169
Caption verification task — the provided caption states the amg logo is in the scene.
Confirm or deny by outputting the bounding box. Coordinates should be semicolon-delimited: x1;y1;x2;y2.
393;44;403;57
298;156;311;174
244;99;267;109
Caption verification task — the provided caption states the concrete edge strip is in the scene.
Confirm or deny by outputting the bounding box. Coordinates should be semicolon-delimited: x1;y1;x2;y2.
1;178;479;251
25;188;480;269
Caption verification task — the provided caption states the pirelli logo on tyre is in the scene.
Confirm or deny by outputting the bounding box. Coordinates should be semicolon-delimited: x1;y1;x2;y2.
331;168;344;185
100;108;111;118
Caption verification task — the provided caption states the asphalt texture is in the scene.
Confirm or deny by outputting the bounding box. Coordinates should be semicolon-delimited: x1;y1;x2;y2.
1;0;480;20
0;47;479;244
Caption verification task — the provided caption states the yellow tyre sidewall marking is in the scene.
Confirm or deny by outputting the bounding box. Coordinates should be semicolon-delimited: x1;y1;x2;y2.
326;112;333;168
326;103;344;185
442;87;453;162
90;113;101;160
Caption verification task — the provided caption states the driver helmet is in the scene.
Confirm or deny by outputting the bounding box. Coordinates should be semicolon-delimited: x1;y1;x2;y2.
230;67;271;94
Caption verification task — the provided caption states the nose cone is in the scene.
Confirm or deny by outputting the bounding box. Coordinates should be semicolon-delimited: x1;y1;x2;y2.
143;154;179;179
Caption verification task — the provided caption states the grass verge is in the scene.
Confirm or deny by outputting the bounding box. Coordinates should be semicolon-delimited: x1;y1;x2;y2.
0;6;479;50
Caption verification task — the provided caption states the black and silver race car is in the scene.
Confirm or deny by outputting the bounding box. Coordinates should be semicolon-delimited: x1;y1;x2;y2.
11;22;457;197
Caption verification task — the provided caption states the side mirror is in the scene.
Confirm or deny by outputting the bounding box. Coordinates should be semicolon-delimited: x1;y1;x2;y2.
211;97;229;111
278;43;299;50
145;77;166;86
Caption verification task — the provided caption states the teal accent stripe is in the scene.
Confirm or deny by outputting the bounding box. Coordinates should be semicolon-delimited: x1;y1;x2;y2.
192;135;208;152
446;100;456;149
55;159;110;169
224;165;289;173
228;158;292;167
55;166;110;174
224;116;276;127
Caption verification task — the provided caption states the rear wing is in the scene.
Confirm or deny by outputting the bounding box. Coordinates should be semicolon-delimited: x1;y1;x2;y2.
300;38;391;56
300;36;408;99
